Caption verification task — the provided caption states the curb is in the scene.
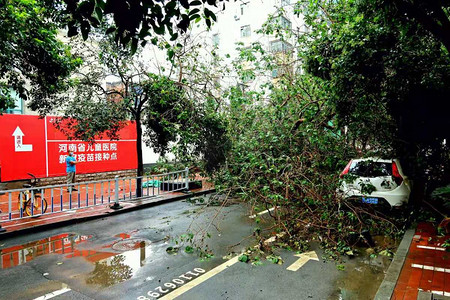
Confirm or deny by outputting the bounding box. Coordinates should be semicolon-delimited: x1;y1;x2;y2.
374;228;415;300
0;189;215;240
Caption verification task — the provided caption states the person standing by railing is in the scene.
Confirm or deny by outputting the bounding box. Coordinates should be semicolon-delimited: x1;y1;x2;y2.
66;150;78;192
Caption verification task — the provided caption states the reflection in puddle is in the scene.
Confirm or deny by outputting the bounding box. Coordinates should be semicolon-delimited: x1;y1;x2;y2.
331;235;399;299
87;255;133;286
0;233;91;269
333;264;386;299
0;232;154;287
331;255;392;299
86;240;152;287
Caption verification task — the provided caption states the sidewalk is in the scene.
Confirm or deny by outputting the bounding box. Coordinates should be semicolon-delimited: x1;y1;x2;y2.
377;222;450;300
392;222;450;299
0;179;214;239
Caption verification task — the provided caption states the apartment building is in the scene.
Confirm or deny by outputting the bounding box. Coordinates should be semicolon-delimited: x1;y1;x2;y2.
205;0;305;89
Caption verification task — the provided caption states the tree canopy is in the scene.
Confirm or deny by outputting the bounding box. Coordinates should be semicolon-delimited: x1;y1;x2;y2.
210;0;450;256
299;0;450;185
62;0;226;51
54;35;229;184
381;0;450;53
0;0;228;112
0;0;81;112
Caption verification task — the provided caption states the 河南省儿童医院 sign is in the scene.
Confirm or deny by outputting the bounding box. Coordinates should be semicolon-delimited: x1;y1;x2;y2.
0;114;137;181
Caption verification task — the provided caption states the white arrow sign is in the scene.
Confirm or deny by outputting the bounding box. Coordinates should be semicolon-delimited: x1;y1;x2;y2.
12;126;33;152
286;251;319;272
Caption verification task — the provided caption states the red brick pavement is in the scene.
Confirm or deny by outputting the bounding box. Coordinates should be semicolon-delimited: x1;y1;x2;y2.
392;222;450;300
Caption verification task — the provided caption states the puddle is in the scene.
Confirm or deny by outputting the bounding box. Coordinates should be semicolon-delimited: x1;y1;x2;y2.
330;260;386;299
63;233;155;287
0;233;92;269
85;239;153;287
330;236;398;300
0;231;157;287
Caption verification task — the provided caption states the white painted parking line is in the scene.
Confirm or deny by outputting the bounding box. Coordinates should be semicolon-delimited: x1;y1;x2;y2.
140;268;206;298
417;245;446;251
159;256;240;299
249;207;276;219
149;236;277;300
419;289;450;297
431;291;450;297
411;264;450;273
33;287;71;300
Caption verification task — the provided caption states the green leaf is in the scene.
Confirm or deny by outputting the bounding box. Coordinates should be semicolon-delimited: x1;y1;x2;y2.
153;24;165;35
189;14;201;21
168;49;175;60
95;7;103;20
204;7;216;22
105;26;116;34
68;25;78;37
189;8;200;16
130;38;138;54
238;254;249;263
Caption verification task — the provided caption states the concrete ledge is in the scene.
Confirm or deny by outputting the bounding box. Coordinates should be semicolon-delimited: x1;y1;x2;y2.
0;188;215;240
374;228;415;300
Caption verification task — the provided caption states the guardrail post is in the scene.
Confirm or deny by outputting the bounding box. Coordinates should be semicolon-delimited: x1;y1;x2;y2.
0;191;6;231
185;167;189;191
110;175;123;210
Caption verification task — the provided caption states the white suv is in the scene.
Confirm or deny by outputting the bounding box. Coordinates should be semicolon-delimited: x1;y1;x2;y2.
339;158;412;208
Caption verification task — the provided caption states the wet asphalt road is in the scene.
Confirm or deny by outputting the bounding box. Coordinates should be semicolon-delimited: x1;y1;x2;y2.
0;195;389;300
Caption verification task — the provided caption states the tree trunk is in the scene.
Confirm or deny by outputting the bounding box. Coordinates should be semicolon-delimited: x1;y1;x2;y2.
136;116;143;198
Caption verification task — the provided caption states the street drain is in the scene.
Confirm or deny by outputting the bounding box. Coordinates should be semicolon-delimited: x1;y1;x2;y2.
111;238;151;251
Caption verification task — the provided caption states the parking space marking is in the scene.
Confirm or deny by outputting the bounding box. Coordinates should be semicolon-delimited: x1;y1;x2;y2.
147;236;278;299
139;268;206;299
411;264;450;273
430;290;450;297
159;256;240;299
417;245;446;251
33;287;71;300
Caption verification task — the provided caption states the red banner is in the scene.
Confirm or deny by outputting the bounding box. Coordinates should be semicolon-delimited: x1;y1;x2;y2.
0;114;137;181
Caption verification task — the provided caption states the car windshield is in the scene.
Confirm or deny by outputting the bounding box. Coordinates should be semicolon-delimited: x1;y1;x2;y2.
349;161;392;177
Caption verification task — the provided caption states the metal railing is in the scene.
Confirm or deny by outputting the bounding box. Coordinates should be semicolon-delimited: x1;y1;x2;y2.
0;168;189;223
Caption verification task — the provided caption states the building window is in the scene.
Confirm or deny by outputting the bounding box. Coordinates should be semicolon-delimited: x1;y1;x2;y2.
279;16;292;30
270;40;292;53
281;0;290;6
212;33;220;47
240;2;248;15
4;90;23;114
271;69;279;78
240;25;251;38
272;67;292;78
